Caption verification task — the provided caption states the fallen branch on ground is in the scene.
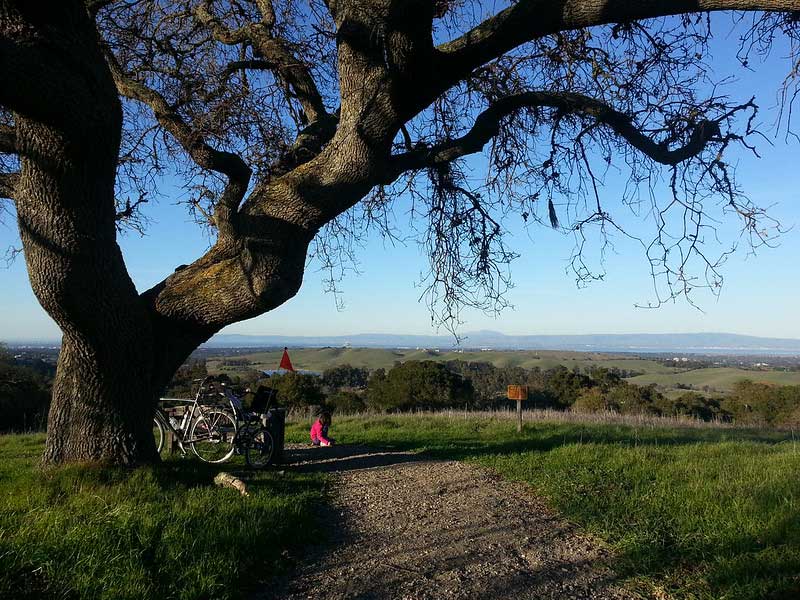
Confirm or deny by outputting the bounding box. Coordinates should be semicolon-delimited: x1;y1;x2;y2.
214;472;249;496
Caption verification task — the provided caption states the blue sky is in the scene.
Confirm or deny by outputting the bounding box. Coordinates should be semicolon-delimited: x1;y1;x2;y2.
1;17;799;343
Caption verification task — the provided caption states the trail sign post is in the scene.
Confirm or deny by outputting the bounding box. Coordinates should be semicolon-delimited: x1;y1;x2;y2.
507;385;528;432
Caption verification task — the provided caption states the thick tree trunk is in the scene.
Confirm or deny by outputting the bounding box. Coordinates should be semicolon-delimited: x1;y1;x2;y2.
1;1;165;466
43;334;159;465
13;104;164;465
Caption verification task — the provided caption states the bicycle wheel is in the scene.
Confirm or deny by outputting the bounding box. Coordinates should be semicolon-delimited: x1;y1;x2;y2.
153;416;165;454
245;428;274;469
189;409;237;463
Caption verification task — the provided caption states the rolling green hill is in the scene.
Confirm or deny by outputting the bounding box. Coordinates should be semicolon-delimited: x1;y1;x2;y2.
207;347;682;375
207;347;800;395
626;367;800;392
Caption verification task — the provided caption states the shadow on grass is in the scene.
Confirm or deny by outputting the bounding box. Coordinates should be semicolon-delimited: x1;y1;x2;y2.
346;423;793;463
146;457;329;503
4;458;328;600
281;444;425;472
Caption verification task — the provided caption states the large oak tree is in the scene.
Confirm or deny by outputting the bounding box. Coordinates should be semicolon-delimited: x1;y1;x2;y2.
1;0;798;465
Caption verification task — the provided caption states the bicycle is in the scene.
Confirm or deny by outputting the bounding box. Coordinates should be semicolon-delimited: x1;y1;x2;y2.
218;383;277;469
235;413;275;469
153;376;238;463
153;376;276;468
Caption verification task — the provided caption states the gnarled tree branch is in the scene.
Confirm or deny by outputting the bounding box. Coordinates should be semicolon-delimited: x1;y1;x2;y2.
269;113;339;178
194;0;329;124
103;47;251;234
387;90;745;178
221;59;278;79
435;0;800;90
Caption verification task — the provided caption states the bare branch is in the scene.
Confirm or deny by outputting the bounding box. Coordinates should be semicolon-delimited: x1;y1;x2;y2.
388;91;746;178
436;0;800;88
221;59;278;79
253;0;277;28
3;244;22;266
115;193;149;233
103;47;250;232
193;0;254;45
194;0;329;124
0;172;19;199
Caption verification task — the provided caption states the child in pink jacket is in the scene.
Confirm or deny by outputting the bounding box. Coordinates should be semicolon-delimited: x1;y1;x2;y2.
310;412;334;446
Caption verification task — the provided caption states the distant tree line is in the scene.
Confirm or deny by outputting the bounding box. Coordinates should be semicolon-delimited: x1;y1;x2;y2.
164;361;210;398
8;351;798;433
0;345;54;432
228;360;800;427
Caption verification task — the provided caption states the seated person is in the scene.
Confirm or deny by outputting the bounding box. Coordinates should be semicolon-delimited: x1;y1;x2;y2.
310;411;334;447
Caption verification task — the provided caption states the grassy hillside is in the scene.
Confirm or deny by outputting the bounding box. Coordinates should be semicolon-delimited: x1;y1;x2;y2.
627;367;800;393
286;415;800;600
209;347;681;375
207;347;800;398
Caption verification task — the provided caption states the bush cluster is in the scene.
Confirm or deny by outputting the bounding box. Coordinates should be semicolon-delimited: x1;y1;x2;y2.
14;350;798;432
253;361;800;426
0;347;52;433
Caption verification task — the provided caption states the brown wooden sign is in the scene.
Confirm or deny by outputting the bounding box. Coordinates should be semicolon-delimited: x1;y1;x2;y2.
507;385;528;401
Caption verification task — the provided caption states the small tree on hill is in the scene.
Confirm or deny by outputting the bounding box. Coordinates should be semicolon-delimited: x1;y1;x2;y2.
322;364;370;390
572;387;609;413
266;372;325;408
2;1;800;464
328;390;366;413
367;361;474;411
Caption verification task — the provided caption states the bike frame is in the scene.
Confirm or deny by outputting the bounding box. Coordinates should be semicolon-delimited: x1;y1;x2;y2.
156;376;241;454
155;376;277;465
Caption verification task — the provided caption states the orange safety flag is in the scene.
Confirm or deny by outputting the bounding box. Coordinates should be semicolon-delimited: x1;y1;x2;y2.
279;347;295;371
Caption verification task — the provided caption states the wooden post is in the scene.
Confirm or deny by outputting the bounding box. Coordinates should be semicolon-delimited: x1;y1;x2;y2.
166;428;176;454
507;385;528;433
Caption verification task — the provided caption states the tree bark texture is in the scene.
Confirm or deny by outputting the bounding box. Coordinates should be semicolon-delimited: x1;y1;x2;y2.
2;1;161;464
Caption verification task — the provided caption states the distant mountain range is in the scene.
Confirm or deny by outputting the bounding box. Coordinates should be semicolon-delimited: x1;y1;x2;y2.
203;331;800;355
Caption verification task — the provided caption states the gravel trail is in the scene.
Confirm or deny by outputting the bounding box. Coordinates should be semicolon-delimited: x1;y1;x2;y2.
262;446;638;600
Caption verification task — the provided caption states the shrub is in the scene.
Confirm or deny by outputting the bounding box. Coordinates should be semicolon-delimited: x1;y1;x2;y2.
327;390;366;413
366;361;474;411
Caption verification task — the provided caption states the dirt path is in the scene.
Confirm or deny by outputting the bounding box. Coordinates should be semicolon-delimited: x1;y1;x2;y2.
261;446;637;600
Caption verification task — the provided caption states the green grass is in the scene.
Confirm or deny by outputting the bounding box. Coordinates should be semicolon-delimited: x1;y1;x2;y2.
626;367;800;392
6;416;799;599
0;434;326;600
286;415;800;600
